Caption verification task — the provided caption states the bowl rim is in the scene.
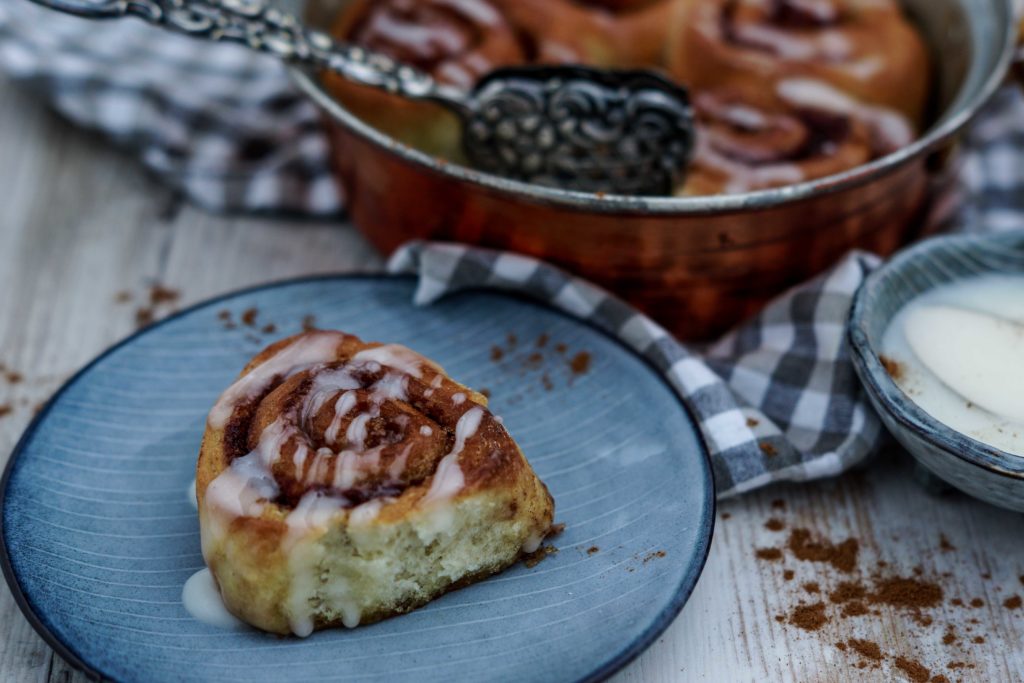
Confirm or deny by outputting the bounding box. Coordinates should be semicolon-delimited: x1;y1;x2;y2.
289;0;1017;216
848;230;1024;480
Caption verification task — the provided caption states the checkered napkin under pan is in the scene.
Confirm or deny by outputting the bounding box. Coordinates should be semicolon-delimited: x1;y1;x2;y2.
3;3;1024;496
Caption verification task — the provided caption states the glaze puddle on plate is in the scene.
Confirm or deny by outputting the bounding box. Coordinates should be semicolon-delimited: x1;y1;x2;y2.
880;274;1024;457
1;276;713;683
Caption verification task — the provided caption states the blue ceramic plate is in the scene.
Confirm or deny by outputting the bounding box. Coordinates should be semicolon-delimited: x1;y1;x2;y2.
1;276;714;683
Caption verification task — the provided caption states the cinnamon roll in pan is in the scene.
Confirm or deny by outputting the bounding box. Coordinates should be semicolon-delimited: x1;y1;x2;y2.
197;330;554;636
667;0;931;124
680;78;915;195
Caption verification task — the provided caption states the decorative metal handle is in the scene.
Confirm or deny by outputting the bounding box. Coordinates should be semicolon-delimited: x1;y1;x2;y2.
29;0;466;110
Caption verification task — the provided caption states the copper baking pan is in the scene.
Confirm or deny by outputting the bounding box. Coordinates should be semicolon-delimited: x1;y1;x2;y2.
287;0;1017;340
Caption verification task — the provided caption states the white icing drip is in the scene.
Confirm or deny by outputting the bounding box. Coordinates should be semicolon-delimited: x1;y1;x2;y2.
424;374;444;398
353;344;425;378
346;412;373;451
292;442;310;472
695;134;805;193
208;331;347;429
370;373;409;403
349;498;388;527
522;533;545;554
776;78;914;152
284;491;350;637
182;569;247;630
389;444;413;481
452;392;466;405
325;390;358;446
332;447;384;490
421;408;483;507
420;425;433;437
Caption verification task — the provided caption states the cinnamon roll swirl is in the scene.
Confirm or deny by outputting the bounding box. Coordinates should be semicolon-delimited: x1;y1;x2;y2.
679;78;914;195
667;0;931;124
196;331;554;635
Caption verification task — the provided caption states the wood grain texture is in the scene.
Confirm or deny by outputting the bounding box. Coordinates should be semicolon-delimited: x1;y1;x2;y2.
0;76;1021;683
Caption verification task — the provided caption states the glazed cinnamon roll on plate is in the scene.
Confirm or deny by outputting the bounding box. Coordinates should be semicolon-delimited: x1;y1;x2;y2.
198;330;554;635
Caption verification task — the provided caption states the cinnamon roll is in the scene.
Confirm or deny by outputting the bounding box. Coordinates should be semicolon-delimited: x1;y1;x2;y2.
196;331;555;635
666;0;931;124
679;77;914;195
325;0;530;158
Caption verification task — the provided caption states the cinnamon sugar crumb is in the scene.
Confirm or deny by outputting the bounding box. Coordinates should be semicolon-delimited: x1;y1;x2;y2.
789;602;828;631
755;547;783;562
880;354;905;381
759;442;778;457
523;546;557;568
490;346;504;362
5;371;22;384
261;323;277;335
765;518;785;532
783;570;795;581
568;352;591;377
586;546;600;555
536;333;549;348
894;656;931;683
1004;595;1022;610
0;404;11;418
642;550;666;564
939;534;956;552
847;638;882;661
787;528;859;573
241;308;259;327
771;499;786;510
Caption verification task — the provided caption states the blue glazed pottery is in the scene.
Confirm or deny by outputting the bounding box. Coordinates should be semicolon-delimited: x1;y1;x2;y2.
1;276;714;683
849;231;1024;512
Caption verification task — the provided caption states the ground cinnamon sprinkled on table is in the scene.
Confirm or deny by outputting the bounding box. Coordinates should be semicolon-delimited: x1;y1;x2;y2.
261;323;277;335
932;675;950;683
788;528;859;573
972;635;985;644
879;354;905;381
1003;595;1022;609
871;577;943;610
490;346;504;362
135;307;155;328
951;598;964;607
241;308;259;327
783;570;795;581
721;512;731;520
830;580;867;604
969;598;984;608
848;638;882;661
536;333;548;348
554;342;567;354
759;442;778;457
1020;574;1024;586
939;534;956;552
506;333;518;348
942;626;957;645
525;352;544;369
217;310;231;321
5;371;22;384
756;548;783;562
948;661;972;670
587;546;599;555
301;314;317;332
0;404;11;418
790;602;828;631
835;641;847;651
568;351;591;377
842;601;869;617
802;582;820;594
149;284;180;305
894;656;931;683
115;290;133;303
746;417;759;427
771;499;786;509
765;518;785;532
981;572;991;579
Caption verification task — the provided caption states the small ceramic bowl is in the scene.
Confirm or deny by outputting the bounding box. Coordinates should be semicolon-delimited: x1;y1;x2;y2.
849;231;1024;512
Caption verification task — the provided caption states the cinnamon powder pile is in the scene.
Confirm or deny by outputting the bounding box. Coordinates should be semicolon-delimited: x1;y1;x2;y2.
489;331;592;392
750;510;1020;680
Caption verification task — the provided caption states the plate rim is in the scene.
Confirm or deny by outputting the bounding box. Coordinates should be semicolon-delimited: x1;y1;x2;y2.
1;273;716;683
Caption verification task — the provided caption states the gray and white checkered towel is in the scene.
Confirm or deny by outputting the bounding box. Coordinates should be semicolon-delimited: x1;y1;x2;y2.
2;3;1023;496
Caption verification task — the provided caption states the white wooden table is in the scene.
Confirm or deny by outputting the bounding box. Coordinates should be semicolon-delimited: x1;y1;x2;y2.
1;76;1021;683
